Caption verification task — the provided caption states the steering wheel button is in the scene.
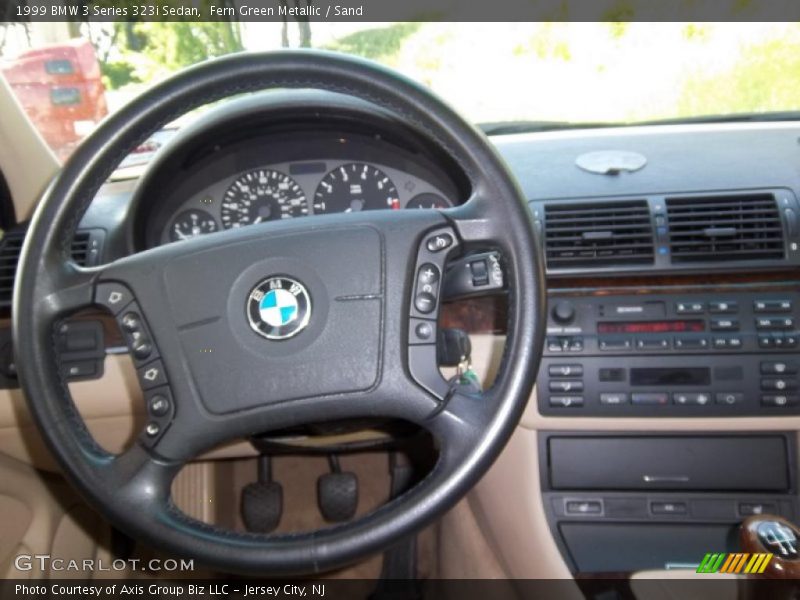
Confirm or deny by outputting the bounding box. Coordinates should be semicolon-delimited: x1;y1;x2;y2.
415;321;433;341
95;282;134;315
121;312;141;332
426;234;453;252
148;395;170;417
145;422;160;437
417;264;440;287
132;340;153;360
415;292;436;314
138;360;167;390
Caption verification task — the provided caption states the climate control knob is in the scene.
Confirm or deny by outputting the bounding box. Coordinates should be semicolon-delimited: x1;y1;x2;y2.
552;301;576;325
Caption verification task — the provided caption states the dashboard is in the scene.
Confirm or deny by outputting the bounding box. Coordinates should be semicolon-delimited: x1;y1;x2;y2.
8;87;800;579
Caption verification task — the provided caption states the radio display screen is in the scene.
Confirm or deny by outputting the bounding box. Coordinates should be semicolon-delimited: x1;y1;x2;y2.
597;320;705;334
630;367;711;386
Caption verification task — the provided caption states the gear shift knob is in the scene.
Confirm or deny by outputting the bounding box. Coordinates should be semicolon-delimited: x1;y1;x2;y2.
739;514;800;578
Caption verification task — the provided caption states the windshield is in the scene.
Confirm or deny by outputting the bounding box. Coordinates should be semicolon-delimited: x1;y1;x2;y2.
3;22;800;160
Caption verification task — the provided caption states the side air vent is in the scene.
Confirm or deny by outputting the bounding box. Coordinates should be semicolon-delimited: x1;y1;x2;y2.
544;200;654;268
0;228;104;311
0;229;26;309
666;193;784;263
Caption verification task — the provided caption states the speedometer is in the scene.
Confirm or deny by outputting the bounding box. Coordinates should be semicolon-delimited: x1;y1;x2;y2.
220;169;307;229
313;163;399;213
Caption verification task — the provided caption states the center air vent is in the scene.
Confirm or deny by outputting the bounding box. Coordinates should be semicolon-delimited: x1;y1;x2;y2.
544;200;654;269
666;193;784;263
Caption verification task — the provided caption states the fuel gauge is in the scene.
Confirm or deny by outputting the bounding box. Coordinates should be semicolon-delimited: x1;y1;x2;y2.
169;209;218;242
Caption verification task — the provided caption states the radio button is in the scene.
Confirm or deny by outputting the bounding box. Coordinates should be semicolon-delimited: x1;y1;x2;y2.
600;393;629;405
565;500;602;514
636;338;670;350
761;361;798;375
756;317;794;331
547;337;564;353
599;338;631;351
754;300;793;313
676;302;704;314
712;336;743;350
674;337;708;350
568;337;584;352
673;392;711;406
759;335;775;349
739;502;777;516
631;392;669;405
548;364;583;377
710;318;740;331
549;380;583;393
762;395;799;407
549;395;584;408
651;501;687;515
709;301;738;314
716;392;743;405
599;368;626;382
784;334;799;348
761;378;798;391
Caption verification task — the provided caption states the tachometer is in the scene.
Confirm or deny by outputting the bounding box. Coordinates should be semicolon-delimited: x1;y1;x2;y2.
169;209;218;242
313;163;399;213
220;169;307;229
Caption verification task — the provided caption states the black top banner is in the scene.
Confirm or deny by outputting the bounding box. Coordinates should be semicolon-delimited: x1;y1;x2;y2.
2;0;800;23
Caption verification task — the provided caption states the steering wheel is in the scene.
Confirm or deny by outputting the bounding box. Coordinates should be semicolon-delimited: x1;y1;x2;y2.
13;51;545;574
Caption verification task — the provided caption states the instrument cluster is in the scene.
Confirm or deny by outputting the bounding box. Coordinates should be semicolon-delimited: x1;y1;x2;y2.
160;159;453;245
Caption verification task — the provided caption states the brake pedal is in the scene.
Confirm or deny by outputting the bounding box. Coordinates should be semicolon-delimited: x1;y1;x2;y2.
241;455;283;533
317;455;358;522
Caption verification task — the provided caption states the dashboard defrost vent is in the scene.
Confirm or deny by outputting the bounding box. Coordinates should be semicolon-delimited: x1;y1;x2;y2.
544;200;654;268
666;194;784;263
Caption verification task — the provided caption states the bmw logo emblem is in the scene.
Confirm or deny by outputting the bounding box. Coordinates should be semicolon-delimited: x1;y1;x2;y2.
247;276;312;340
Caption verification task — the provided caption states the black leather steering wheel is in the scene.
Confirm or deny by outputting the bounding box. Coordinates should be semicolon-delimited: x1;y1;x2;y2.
13;51;545;574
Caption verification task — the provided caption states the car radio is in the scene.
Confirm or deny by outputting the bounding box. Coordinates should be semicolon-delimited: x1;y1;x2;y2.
538;291;800;416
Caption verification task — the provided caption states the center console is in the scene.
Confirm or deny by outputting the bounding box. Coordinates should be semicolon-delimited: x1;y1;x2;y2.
540;432;799;574
536;286;800;573
538;291;800;416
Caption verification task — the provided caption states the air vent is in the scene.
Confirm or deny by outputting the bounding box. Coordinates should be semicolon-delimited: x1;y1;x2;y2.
544;200;654;268
70;231;92;266
0;228;103;311
666;194;784;263
0;229;26;309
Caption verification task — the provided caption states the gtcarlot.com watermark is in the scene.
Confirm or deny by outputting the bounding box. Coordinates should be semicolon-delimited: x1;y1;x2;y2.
14;554;194;573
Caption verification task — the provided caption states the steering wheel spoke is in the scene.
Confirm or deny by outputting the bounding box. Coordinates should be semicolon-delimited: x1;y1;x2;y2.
35;263;98;320
99;443;181;514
